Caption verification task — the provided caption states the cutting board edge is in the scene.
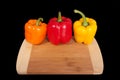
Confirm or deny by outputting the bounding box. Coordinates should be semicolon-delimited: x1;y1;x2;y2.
16;39;32;74
88;39;104;74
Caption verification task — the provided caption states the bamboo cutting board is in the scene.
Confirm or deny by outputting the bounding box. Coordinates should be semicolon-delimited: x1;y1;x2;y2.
16;37;104;74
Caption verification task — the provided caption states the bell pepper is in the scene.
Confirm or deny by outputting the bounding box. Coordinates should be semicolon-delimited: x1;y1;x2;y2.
25;18;47;44
47;11;72;45
73;9;97;44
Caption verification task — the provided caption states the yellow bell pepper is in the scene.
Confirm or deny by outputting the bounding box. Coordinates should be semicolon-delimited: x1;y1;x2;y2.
73;9;97;44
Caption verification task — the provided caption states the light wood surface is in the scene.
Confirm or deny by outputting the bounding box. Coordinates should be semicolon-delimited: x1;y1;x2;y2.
16;39;32;74
88;39;104;74
16;38;104;74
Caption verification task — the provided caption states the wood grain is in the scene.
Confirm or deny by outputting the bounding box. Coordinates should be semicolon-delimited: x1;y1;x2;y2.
16;37;104;75
27;38;93;74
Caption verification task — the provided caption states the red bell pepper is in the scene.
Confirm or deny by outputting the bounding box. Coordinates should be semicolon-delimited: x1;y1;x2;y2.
47;11;72;45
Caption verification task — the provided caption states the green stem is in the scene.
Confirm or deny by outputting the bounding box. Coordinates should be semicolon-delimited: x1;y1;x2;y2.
74;9;88;26
57;11;62;22
36;18;43;26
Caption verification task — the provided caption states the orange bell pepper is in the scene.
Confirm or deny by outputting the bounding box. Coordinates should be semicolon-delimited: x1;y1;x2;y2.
24;18;47;44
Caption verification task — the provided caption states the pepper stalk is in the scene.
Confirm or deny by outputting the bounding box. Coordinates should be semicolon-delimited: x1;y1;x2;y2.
36;18;43;26
57;11;62;22
74;9;89;26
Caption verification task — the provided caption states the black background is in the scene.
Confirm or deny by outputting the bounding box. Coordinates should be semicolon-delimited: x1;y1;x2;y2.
5;0;119;79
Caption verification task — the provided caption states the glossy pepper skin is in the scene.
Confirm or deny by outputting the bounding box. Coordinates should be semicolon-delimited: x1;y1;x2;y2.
73;9;97;44
47;11;72;45
25;18;47;44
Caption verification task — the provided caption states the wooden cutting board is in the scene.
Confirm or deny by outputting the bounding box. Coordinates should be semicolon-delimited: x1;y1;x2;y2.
16;37;104;74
